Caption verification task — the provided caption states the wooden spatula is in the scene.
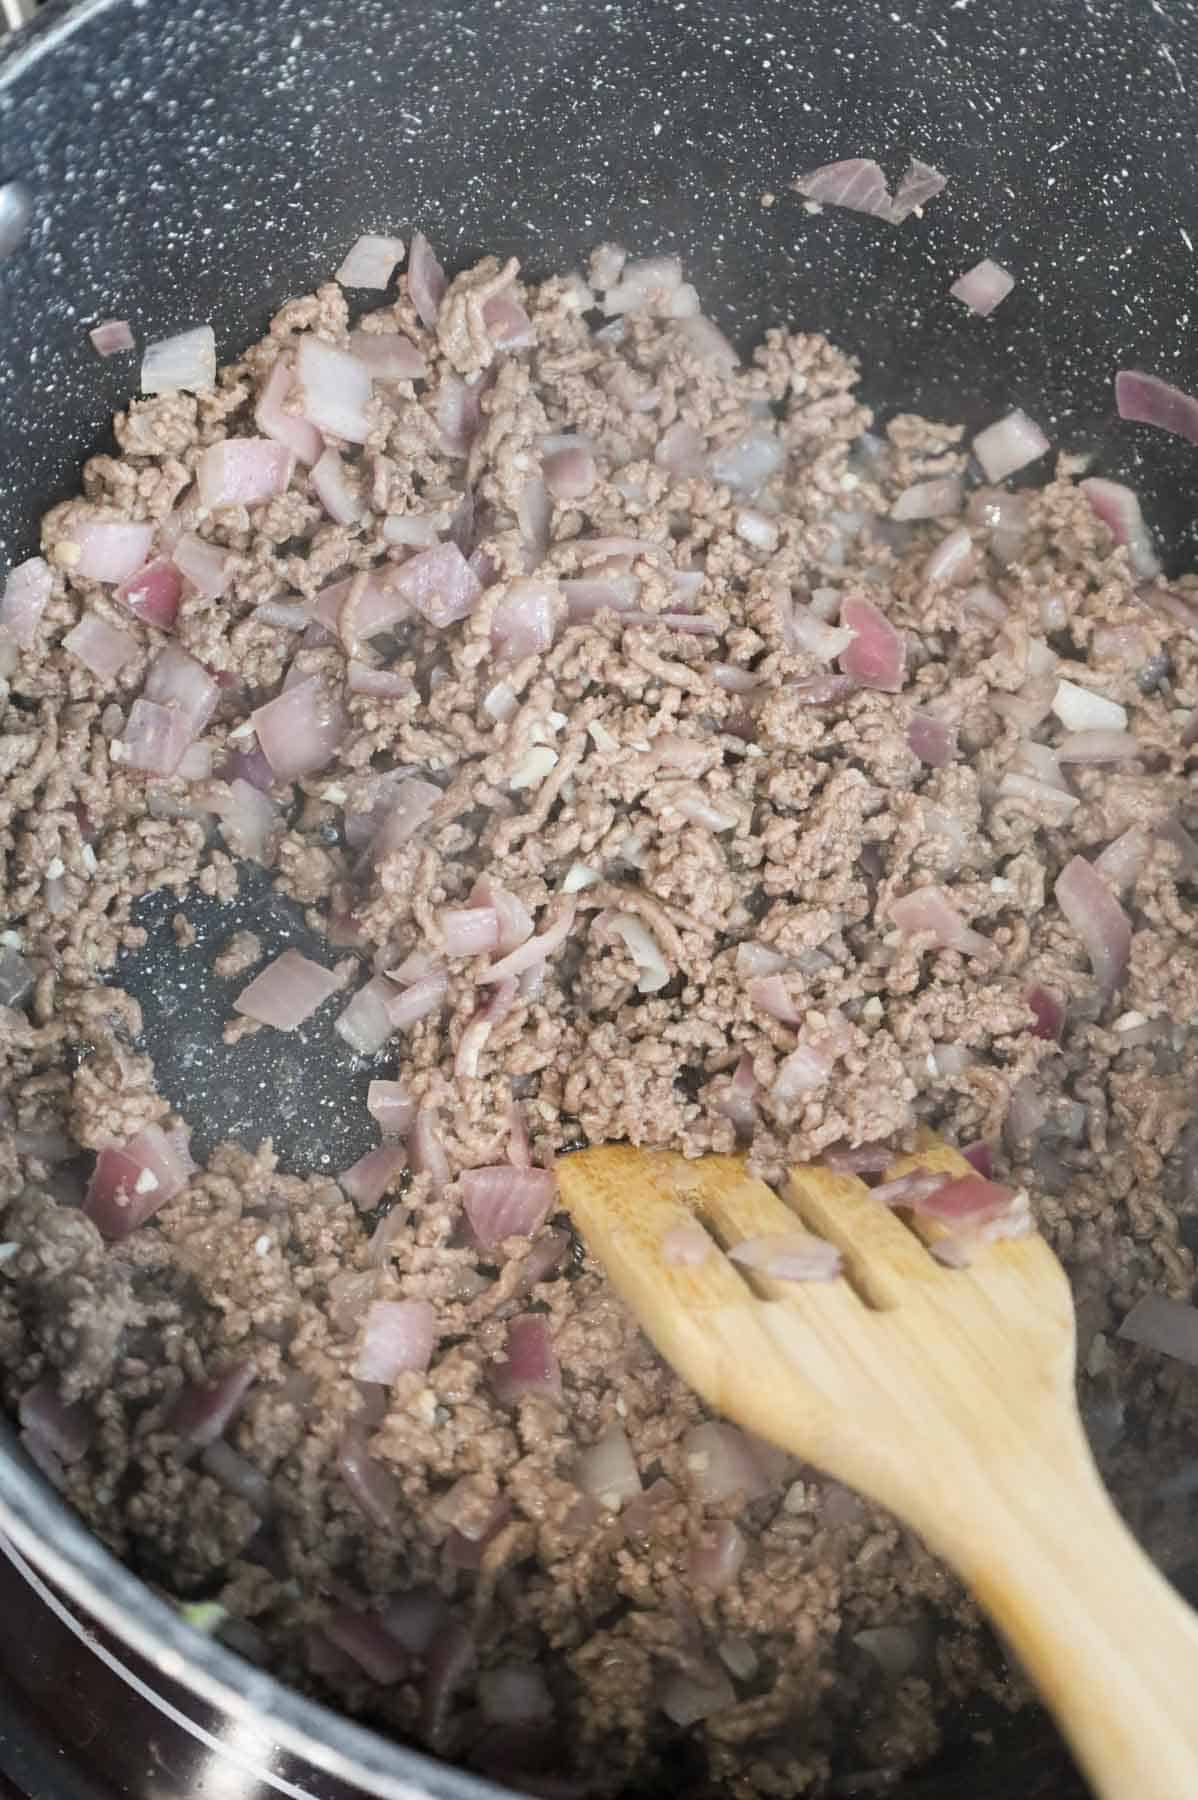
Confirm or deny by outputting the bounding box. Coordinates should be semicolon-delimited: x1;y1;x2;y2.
557;1131;1198;1800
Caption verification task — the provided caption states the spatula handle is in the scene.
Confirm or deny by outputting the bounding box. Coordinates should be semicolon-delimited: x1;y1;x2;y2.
938;1436;1198;1800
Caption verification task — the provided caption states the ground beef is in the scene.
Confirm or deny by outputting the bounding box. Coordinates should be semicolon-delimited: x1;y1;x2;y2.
1;239;1197;1799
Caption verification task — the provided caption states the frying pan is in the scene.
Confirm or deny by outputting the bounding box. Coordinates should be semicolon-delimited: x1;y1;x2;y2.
1;0;1195;1793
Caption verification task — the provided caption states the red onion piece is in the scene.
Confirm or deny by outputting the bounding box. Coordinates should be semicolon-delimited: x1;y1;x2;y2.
172;531;232;600
390;542;482;630
794;158;896;222
387;947;445;985
712;1051;761;1141
367;1080;415;1138
961;1140;994;1179
785;602;854;661
560;576;640;619
410;1105;450;1197
870;1170;951;1208
922;526;975;586
1;556;52;648
89;319;135;357
1094;825;1150;892
1056;730;1138;763
67;521;156;585
602;254;682;314
336;975;404;1055
909;1174;1016;1225
490;1314;562;1406
382;1586;450;1656
337;1423;401;1529
576;1423;641;1509
654;420;708;479
950;259;1015;317
119;697;193;775
746;973;803;1026
478;1664;554;1727
506;1096;532;1169
63;612;137;680
1054;854;1132;1000
838;593;905;691
789;671;858;705
441;905;499;958
890;887;997;963
907;710;957;767
481;903;574;984
324;1609;408;1685
254;356;324;465
1026;984;1065;1041
1119;1293;1198;1365
689;1520;747;1592
141;326;216;394
233;948;340;1030
517;476;551;560
435;371;483;457
349;330;427;382
891;476;963;521
423;1620;475;1748
295;335;373;444
347;661;413;700
388;971;449;1030
144;642;219;736
1080;477;1161;578
340;1143;408;1211
662;1223;711;1267
823;1142;895;1174
659;1666;736;1728
462;1165;557;1248
117;557;183;629
972;410;1050;483
484;293;536;350
491;579;558;662
681;1422;769;1503
727;1232;842;1281
407;231;448;327
891;157;948;219
337;233;405;289
168;1361;255;1449
1115;369;1198;446
771;1036;835;1104
354;1299;435;1382
310;447;361;526
208;778;279;863
251;676;346;781
197;439;293;510
469;879;534;956
18;1380;93;1465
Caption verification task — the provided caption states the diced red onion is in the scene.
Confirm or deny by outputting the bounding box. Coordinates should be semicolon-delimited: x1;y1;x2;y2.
407;231;448;327
483;679;519;722
517;477;551;559
1080;477;1160;578
354;1299;435;1383
144;642;219;736
67;521;156;585
746;972;803;1026
890;888;996;963
349;330;427;381
962;583;1009;625
1026;984;1065;1041
771;1036;837;1105
89;318;135;357
382;1586;450;1656
907;710;957;767
1115;369;1198;446
662;1223;711;1267
729;1232;842;1281
141;326;216;395
576;1423;641;1509
506;1095;532;1169
233;949;340;1031
1093;825;1149;892
608;913;670;994
713;1051;761;1141
435;371;483;457
560;576;640;619
340;1142;408;1211
674;314;739;370
114;557;182;630
347;661;413;701
310;446;361;525
972;410;1050;483
838;593;905;691
253;599;310;632
209;778;278;862
1056;729;1138;763
481;903;574;984
251;675;345;781
490;1314;562;1406
389;971;450;1031
19;1380;93;1465
602;254;682;315
324;1609;408;1685
336;975;404;1056
172;531;232;599
1;556;52;648
1054;854;1131;1000
890;157;948;219
197;438;293;511
462;1165;557;1248
688;1520;747;1592
296;335;373;444
484;293;536;350
368;776;441;858
871;1169;952;1208
367;1080;416;1138
1119;1293;1198;1365
950;259;1015;317
785;601;854;661
892;476;963;521
336;233;405;290
659;1666;735;1728
710;431;784;495
63;612;137;680
922;525;975;586
410;1105;450;1197
383;513;439;550
961;1140;994;1178
82;1122;192;1239
386;947;446;985
478;1664;554;1727
655;421;707;479
442;905;501;957
390;542;482;630
682;1422;768;1503
168;1361;255;1449
423;1620;475;1747
794;158;895;221
338;1423;401;1529
119;697;193;775
254;356;324;465
909;1174;1015;1226
492;579;558;662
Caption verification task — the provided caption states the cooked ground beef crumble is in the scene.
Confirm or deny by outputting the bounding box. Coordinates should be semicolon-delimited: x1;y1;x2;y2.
1;236;1197;1797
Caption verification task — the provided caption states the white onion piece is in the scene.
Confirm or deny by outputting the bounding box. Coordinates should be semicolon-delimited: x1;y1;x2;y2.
972;409;1050;483
482;679;518;722
736;508;779;551
67;521;156;585
728;1232;842;1282
662;1223;711;1266
1;556;52;647
1080;478;1161;578
233;949;341;1031
141;325;216;394
576;1423;641;1509
197;438;293;510
1119;1293;1198;1365
336;233;405;289
891;476;963;521
609;913;670;993
950;259;1015;316
254;356;324;465
355;1299;435;1382
63;612;137;680
1056;730;1139;763
675;314;739;370
1054;855;1131;1000
172;531;231;599
383;513;439;548
89;319;135;357
296;336;373;443
1051;678;1127;733
310;447;361;525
